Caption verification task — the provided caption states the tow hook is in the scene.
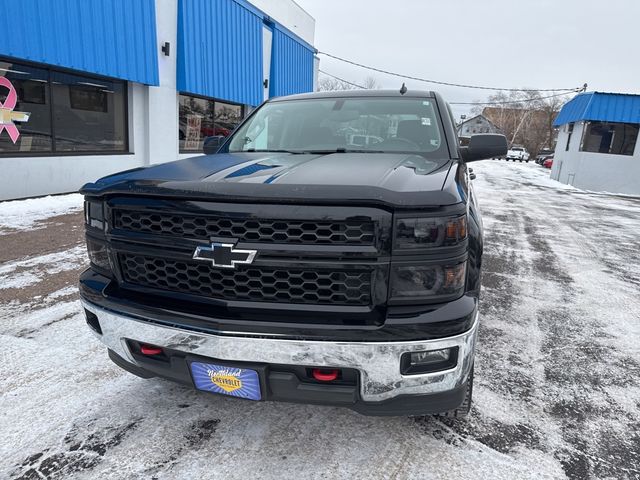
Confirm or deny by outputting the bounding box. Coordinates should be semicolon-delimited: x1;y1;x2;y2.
312;368;339;382
140;344;164;356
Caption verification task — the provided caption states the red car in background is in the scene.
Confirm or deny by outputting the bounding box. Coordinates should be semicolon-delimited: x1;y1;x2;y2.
543;156;554;168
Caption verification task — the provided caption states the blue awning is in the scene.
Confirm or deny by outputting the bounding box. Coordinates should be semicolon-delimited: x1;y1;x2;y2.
270;26;315;98
0;0;159;85
177;0;263;106
554;92;640;127
177;0;315;107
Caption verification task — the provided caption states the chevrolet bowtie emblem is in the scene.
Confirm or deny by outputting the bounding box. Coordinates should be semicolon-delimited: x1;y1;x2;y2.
192;242;257;269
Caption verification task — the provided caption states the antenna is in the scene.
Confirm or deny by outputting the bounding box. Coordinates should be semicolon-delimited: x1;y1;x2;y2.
399;83;407;95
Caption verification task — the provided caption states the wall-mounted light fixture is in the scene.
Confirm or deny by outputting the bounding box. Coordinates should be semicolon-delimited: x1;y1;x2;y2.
161;42;170;56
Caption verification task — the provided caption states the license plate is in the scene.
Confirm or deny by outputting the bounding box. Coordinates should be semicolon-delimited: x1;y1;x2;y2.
190;361;261;401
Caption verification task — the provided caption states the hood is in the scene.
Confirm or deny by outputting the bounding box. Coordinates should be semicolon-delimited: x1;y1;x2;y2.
81;152;464;208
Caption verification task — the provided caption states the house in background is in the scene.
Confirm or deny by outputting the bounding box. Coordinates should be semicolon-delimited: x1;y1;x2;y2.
457;114;503;140
0;0;317;200
552;92;640;195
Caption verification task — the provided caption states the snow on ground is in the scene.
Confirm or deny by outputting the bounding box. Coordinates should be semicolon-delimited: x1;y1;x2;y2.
1;162;639;480
0;194;83;233
0;246;86;290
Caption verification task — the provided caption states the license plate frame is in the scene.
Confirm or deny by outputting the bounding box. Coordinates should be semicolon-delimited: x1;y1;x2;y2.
190;361;262;401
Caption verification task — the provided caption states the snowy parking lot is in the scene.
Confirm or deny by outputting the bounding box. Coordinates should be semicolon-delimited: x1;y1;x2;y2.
1;161;639;480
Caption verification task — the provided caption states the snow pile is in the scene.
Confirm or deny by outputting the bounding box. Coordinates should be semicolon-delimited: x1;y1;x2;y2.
0;194;83;232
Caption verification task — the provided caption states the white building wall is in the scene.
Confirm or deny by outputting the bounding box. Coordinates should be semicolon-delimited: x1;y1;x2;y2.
249;0;315;44
552;121;640;195
148;0;180;167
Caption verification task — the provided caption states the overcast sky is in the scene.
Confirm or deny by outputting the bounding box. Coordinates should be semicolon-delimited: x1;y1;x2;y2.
295;0;639;118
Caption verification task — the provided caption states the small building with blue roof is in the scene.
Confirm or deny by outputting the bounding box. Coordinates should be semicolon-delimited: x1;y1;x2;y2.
552;92;640;195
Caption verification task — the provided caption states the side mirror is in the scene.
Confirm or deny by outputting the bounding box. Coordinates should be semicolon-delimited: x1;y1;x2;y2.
460;134;508;162
203;135;225;155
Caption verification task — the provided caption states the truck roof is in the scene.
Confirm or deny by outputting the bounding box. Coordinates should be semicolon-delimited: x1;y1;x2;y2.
270;89;439;102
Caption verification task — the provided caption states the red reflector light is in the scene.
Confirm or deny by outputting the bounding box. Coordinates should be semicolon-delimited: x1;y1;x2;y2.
140;344;163;356
312;368;339;382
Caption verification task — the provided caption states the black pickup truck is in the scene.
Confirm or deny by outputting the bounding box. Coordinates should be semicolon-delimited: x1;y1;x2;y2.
79;89;506;417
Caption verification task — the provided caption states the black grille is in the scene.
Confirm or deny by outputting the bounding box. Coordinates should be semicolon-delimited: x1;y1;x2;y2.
119;253;372;305
113;210;375;245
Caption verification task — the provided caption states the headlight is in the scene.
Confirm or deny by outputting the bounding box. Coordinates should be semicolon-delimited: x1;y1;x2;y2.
390;262;466;303
85;198;111;274
86;238;112;274
394;215;467;251
84;199;105;230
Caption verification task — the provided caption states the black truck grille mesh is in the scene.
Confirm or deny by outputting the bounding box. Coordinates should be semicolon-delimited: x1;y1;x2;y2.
119;254;372;305
113;210;375;245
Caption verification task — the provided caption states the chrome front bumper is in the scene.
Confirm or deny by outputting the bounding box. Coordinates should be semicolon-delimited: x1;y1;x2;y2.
82;301;478;402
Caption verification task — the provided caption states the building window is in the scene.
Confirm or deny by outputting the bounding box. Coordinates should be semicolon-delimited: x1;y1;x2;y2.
0;58;128;155
580;121;639;156
51;71;127;152
179;93;243;153
565;123;574;151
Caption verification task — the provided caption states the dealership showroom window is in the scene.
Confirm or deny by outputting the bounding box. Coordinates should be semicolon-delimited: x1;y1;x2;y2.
1;58;247;158
178;93;243;153
0;59;127;155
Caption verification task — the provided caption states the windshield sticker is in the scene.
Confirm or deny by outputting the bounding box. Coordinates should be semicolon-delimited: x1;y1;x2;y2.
0;77;31;144
421;117;431;126
422;101;430;106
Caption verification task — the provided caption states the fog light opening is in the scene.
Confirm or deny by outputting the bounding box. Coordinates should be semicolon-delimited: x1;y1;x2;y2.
401;347;459;375
84;309;102;335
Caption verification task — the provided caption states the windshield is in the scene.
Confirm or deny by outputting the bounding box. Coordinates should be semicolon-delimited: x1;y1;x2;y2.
227;97;448;157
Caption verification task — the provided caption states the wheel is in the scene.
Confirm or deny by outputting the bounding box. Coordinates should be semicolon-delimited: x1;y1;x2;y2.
436;367;474;418
519;159;522;162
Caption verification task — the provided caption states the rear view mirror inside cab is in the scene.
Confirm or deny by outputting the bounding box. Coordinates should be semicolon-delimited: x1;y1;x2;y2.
328;109;360;122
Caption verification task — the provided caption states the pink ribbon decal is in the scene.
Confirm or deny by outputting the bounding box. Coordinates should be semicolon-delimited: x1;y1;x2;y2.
0;76;31;144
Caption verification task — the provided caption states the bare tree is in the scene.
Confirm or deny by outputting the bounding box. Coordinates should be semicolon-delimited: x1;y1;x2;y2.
481;90;572;154
361;76;380;90
317;76;357;92
469;102;484;117
317;74;380;92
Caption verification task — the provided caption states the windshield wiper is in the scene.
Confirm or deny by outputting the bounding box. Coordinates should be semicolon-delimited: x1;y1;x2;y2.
301;148;388;154
244;149;304;154
241;148;390;154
